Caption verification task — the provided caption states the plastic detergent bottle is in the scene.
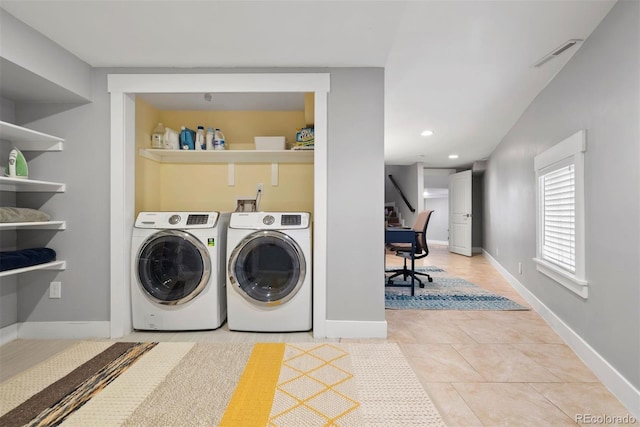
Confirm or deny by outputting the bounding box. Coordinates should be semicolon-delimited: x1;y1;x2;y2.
205;127;215;150
179;126;195;150
214;128;226;150
151;123;165;149
195;126;205;150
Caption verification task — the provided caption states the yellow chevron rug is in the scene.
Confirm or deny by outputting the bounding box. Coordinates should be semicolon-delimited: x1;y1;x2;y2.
0;341;446;426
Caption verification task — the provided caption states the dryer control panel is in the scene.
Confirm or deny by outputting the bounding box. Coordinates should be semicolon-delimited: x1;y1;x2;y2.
230;212;310;230
281;214;302;226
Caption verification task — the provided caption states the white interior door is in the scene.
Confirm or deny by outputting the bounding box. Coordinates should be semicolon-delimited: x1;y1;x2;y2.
449;170;472;256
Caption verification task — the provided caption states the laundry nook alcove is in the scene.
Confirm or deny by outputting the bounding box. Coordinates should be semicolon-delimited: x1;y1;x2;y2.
108;73;332;339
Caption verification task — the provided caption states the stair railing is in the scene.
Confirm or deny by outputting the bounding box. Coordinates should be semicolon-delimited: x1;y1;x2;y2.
387;174;416;213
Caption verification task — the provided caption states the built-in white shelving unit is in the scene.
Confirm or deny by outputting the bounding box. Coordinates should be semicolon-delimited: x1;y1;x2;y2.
139;148;314;164
0;261;67;278
0;122;66;277
0;221;66;230
0;121;64;151
0;176;66;192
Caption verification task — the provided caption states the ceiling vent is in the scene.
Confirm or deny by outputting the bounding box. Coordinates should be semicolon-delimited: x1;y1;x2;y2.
532;39;583;68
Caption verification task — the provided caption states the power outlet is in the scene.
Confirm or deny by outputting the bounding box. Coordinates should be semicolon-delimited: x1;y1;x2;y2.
496;247;499;257
518;262;522;275
49;281;61;299
256;183;264;193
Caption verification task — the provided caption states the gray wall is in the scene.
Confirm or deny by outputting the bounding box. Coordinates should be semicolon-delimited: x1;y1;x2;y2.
485;0;639;390
385;163;423;227
17;72;111;323
472;174;484;249
423;168;456;242
423;197;448;242
326;68;385;321
14;66;385;328
0;97;15;123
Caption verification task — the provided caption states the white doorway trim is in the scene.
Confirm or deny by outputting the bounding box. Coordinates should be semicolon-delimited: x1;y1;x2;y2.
108;73;330;339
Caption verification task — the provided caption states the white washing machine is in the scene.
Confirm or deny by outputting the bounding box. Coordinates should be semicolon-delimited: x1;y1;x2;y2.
131;211;230;331
226;212;312;332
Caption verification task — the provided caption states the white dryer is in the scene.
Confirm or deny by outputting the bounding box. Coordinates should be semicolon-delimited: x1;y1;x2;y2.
226;212;312;332
131;211;230;331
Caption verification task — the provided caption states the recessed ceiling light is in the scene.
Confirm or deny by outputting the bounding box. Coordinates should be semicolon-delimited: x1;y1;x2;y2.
421;130;434;137
449;154;459;159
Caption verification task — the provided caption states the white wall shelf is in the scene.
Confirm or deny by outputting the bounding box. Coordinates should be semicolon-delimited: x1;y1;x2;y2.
0;177;66;192
0;261;67;278
139;148;314;164
0;121;64;151
0;221;66;231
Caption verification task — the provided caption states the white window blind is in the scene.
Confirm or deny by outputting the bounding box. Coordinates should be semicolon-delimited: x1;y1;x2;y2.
541;164;575;273
533;129;587;299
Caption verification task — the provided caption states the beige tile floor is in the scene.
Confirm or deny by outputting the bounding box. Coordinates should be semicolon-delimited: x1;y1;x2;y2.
378;244;636;426
0;245;636;426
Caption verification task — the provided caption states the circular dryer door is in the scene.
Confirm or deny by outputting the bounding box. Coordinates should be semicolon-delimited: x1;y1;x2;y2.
228;230;306;306
137;230;211;305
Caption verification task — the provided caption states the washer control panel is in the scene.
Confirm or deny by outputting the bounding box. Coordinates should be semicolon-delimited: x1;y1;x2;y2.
135;212;220;229
187;214;210;225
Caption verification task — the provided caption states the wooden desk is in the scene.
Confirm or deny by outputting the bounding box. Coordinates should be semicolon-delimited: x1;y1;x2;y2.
385;227;417;296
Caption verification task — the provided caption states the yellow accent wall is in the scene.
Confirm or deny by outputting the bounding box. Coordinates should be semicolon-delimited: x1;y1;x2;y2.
135;107;314;215
304;93;315;126
158;111;304;150
135;99;161;214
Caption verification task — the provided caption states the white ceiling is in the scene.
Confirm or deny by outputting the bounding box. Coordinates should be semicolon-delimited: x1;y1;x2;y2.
0;0;616;167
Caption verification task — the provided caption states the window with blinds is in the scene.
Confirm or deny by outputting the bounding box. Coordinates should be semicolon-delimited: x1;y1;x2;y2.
541;164;575;273
533;129;587;298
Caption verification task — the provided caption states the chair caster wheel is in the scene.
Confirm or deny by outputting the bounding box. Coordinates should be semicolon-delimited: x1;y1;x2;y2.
428;277;433;282
419;283;425;288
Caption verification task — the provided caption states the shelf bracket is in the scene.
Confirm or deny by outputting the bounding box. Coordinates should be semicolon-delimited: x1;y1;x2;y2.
228;163;235;186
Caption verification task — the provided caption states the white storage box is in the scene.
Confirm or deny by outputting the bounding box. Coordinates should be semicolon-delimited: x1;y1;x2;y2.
255;136;286;150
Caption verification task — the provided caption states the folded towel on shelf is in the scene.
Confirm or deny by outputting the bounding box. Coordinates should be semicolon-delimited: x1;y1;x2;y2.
0;248;56;271
0;207;50;223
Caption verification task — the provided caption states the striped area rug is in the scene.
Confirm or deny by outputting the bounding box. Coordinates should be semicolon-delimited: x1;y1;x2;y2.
0;341;446;427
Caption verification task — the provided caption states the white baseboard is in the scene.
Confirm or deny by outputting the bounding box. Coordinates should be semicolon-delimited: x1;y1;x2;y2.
0;323;18;346
483;250;640;418
325;320;387;339
17;321;111;340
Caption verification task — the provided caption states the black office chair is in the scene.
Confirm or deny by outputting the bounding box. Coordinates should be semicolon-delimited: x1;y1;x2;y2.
386;210;434;288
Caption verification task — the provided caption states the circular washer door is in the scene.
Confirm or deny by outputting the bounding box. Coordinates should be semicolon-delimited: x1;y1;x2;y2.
228;230;306;307
137;230;211;305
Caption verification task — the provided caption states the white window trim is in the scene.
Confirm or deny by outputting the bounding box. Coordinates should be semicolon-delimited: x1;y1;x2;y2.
533;130;588;299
